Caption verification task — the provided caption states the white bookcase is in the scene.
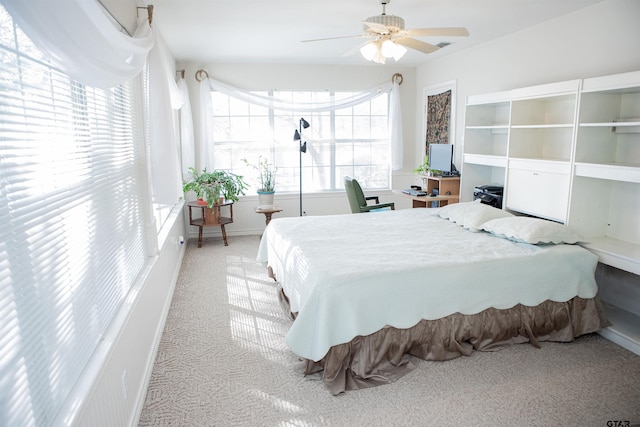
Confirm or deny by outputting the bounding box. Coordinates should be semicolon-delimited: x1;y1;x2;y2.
460;70;640;355
507;83;578;222
460;91;510;205
569;71;640;275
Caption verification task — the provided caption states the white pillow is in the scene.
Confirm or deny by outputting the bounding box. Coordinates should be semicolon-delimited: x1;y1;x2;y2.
463;204;515;232
438;200;513;232
438;200;481;223
482;216;583;244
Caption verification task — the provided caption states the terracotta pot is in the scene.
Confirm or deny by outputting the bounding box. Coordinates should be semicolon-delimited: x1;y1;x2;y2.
204;207;218;224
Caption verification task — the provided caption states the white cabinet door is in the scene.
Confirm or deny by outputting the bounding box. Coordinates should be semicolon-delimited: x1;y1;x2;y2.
506;168;570;222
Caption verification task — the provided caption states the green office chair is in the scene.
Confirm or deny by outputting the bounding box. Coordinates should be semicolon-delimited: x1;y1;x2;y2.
344;176;395;213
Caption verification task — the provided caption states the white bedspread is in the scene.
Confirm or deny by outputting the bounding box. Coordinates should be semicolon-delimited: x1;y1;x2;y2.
257;208;599;362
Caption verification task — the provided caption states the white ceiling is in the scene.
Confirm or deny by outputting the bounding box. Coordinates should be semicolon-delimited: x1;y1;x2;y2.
152;0;603;66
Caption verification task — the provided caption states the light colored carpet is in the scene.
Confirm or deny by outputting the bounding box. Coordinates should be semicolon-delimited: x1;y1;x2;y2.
139;235;640;427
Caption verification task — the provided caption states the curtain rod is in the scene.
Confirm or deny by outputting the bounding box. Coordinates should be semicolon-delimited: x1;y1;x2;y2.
95;2;154;36
137;5;154;25
96;0;131;36
195;69;403;86
195;69;209;82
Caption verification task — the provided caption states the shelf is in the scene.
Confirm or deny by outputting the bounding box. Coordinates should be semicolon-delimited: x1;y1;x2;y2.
580;120;640;127
190;217;233;227
581;236;640;275
465;125;509;133
598;303;640;356
574;162;640;183
580;120;640;133
463;153;507;167
511;123;574;129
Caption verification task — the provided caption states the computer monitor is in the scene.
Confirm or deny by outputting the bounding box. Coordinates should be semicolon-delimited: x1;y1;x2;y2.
428;144;454;173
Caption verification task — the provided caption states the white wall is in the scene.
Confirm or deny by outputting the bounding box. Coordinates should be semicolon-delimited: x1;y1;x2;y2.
414;0;640;181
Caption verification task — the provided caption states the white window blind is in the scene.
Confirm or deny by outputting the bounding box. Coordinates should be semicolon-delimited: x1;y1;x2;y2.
0;8;147;426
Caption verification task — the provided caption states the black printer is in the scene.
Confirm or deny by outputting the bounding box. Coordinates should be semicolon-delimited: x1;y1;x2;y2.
473;185;503;208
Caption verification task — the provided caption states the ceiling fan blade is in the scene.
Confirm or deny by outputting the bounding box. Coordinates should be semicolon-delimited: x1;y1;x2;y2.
363;21;389;34
301;35;368;43
395;37;440;54
404;27;469;37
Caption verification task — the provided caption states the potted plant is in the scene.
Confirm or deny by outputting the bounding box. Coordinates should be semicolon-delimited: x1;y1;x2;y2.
242;156;277;208
413;156;441;177
182;167;247;208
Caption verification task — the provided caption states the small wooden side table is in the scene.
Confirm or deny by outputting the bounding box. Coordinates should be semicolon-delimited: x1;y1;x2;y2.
188;201;234;247
255;206;283;226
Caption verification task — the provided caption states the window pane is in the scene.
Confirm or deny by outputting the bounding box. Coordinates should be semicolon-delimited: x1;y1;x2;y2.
210;90;390;191
212;92;229;115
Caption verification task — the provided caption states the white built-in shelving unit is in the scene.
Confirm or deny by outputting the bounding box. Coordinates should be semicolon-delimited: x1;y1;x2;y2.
461;70;640;355
459;91;510;202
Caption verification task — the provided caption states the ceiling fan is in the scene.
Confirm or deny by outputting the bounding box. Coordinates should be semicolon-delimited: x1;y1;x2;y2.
302;0;469;64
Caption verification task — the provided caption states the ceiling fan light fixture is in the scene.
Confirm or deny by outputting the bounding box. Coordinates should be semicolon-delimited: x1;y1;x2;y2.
380;39;396;57
380;39;406;61
372;49;386;64
391;42;407;61
360;41;379;61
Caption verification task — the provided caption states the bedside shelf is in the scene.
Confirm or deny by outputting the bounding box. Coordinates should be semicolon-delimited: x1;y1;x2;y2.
598;303;640;356
581;236;640;276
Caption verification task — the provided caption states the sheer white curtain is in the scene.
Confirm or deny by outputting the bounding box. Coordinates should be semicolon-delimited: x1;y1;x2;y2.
389;80;404;170
198;78;215;170
0;0;154;89
178;77;196;179
198;75;404;170
147;23;182;205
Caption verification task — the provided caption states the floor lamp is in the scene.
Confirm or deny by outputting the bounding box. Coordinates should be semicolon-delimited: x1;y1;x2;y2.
293;117;310;216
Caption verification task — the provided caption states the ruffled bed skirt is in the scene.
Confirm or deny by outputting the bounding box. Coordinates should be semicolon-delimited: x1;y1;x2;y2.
277;285;610;395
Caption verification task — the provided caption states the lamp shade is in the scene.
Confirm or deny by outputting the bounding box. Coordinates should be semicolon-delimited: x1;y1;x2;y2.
391;43;407;61
293;129;300;141
381;40;407;61
381;40;396;58
360;42;378;61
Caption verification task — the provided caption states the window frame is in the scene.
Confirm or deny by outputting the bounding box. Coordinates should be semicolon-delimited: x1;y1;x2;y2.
210;89;392;193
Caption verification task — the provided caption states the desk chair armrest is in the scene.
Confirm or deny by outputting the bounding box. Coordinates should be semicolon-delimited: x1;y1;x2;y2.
361;202;395;212
365;196;380;204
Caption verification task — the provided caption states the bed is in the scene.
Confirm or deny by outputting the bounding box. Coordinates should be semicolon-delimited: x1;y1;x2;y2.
256;201;609;395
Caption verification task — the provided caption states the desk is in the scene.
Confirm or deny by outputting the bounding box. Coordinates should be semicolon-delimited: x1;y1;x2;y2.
187;201;233;247
396;191;460;208
255;206;283;226
399;175;460;208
